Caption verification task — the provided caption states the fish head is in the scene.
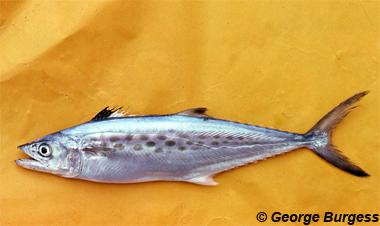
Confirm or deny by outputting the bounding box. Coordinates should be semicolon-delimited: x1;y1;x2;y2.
15;133;82;177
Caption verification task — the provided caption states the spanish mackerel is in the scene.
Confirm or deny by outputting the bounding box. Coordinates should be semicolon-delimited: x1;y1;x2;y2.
15;91;369;185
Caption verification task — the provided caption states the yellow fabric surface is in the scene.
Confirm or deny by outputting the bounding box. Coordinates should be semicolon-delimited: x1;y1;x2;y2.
1;1;379;225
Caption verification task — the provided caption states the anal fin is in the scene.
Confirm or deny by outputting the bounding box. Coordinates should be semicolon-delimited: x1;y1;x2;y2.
187;175;218;186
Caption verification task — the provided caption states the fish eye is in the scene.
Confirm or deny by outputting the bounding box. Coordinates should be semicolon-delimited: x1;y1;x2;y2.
38;144;52;157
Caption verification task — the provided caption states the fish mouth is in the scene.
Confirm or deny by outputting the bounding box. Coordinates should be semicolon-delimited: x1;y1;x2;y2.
15;156;39;164
15;145;50;172
15;157;48;172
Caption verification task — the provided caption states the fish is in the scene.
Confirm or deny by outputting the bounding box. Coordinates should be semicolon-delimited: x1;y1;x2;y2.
15;91;370;185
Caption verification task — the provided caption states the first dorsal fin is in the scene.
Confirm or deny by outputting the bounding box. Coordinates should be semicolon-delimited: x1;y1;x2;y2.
91;107;126;121
174;108;213;118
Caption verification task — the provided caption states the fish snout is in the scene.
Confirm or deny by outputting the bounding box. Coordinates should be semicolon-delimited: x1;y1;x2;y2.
17;144;28;152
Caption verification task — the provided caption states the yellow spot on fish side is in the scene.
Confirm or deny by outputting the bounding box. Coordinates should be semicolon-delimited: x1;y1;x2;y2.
110;137;120;142
114;143;125;150
165;141;176;146
155;148;163;153
134;144;143;151
146;141;155;147
157;135;167;140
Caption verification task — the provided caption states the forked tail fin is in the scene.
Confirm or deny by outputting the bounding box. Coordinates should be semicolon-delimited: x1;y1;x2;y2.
304;91;370;177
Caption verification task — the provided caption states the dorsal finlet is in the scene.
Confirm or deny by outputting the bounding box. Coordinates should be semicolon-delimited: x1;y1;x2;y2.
174;108;213;118
91;106;127;121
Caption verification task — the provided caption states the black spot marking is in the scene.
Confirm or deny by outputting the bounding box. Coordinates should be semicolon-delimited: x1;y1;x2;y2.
165;141;176;146
198;135;206;139
238;136;244;140
179;147;186;151
110;137;120;142
178;133;189;138
157;135;167;140
211;141;219;145
227;136;233;140
213;135;220;139
100;142;108;147
125;135;133;141
222;140;228;144
140;135;149;140
186;141;193;145
114;143;125;150
155;148;163;153
196;142;204;146
146;141;156;147
133;144;143;151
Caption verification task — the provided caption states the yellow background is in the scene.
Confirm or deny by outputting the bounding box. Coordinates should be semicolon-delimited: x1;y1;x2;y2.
1;0;379;225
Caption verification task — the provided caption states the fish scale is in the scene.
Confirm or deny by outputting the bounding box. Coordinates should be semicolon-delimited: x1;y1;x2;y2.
15;91;370;185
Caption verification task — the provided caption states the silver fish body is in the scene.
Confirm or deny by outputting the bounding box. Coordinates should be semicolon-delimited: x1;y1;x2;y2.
15;92;370;185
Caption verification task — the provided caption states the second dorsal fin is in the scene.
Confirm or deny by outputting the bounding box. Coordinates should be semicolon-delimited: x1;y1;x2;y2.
174;108;213;118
